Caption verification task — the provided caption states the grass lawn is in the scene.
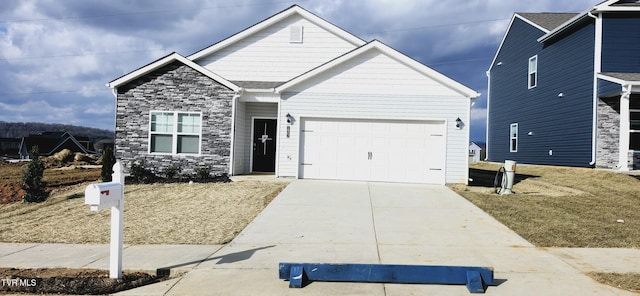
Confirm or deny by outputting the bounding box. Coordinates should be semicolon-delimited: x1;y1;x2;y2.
450;162;640;248
0;181;287;245
449;162;640;292
588;272;640;293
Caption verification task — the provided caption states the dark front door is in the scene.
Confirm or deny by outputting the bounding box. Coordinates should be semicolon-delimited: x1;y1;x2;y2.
252;119;277;172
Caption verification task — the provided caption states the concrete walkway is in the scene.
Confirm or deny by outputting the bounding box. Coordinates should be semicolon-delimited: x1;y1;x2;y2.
1;180;638;295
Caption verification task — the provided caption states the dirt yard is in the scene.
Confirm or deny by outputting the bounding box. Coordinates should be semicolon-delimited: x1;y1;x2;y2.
0;157;288;294
0;268;163;295
0;180;287;244
0;157;101;204
450;162;640;248
451;162;640;293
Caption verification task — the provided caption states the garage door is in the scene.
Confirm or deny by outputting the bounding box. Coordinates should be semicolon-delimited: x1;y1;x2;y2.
299;118;446;184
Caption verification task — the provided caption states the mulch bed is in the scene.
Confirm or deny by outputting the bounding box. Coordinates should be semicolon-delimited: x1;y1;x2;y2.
0;268;166;295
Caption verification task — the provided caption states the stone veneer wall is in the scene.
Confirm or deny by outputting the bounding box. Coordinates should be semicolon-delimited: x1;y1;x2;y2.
596;97;620;169
115;61;235;176
629;151;640;170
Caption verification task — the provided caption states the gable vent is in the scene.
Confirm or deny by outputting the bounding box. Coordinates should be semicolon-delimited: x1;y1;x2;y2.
290;25;303;43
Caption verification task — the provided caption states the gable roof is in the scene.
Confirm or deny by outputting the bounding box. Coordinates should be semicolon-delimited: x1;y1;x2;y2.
187;5;366;62
488;1;640;72
597;0;640;10
230;81;285;90
487;13;548;73
469;142;482;150
107;52;239;91
275;40;480;98
517;13;578;31
19;131;93;157
538;0;640;42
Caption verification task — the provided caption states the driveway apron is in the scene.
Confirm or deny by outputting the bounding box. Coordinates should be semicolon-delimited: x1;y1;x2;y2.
164;180;633;296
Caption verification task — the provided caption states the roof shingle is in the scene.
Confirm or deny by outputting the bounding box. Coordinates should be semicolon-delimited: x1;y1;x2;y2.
517;13;579;31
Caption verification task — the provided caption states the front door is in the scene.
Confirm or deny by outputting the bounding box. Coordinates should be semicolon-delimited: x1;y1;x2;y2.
252;119;277;172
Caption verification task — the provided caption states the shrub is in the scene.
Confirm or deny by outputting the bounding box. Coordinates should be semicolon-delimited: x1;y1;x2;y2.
194;165;212;181
100;147;116;182
162;163;182;180
21;146;49;203
129;159;155;183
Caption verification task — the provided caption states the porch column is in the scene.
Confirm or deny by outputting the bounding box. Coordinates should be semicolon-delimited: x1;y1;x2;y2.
618;85;632;171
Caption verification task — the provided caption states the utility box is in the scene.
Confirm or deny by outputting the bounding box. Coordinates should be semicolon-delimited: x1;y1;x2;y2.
85;182;123;211
500;160;516;195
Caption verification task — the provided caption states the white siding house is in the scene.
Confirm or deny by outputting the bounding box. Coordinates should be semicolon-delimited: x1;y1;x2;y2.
469;142;482;163
108;5;479;185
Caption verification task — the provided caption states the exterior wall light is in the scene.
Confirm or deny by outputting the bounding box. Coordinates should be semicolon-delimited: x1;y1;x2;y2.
455;117;464;129
285;113;294;138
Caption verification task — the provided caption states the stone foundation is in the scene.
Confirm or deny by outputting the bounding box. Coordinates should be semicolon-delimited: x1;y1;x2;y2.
596;97;620;169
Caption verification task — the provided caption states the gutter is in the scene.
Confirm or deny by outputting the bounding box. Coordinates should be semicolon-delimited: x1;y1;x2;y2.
538;6;597;43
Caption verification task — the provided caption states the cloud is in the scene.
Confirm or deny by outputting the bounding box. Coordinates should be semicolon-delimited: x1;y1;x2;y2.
84;103;114;115
0;0;605;136
470;107;488;142
0;99;75;122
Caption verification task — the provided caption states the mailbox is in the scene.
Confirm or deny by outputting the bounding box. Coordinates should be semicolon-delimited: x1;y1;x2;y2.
85;182;123;211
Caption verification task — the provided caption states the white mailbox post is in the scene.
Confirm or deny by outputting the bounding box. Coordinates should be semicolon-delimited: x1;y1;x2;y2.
84;161;125;279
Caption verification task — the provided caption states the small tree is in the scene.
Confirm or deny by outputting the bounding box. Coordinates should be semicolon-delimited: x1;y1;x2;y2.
22;146;49;203
101;146;116;182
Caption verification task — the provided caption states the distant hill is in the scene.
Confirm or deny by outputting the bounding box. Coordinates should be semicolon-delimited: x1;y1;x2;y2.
0;121;114;140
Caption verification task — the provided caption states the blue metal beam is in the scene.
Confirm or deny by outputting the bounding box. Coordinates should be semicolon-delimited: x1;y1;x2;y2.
279;262;494;293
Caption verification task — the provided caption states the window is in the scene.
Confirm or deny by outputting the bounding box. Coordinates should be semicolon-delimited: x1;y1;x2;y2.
150;111;201;154
630;100;640;150
528;56;537;89
510;123;518;152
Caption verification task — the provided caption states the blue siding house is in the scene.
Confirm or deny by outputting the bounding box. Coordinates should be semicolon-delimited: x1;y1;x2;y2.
487;0;640;171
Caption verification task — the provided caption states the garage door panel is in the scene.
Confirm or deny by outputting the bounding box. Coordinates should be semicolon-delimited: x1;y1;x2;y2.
299;118;446;184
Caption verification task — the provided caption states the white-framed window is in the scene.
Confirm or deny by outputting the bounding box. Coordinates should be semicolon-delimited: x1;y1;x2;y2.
630;100;640;150
528;55;538;89
510;123;518;152
149;111;202;155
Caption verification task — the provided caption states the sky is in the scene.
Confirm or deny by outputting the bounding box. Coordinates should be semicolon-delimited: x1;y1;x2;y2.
0;0;603;141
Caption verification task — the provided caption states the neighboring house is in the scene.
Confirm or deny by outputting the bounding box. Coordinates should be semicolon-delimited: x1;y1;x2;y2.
19;131;94;159
0;138;21;159
469;142;482;163
487;0;640;171
108;5;479;184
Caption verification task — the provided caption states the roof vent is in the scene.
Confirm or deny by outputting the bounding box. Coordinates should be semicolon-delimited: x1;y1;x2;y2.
290;25;303;43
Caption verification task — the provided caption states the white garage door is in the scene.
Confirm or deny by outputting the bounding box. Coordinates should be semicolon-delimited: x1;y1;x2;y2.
299;118;446;184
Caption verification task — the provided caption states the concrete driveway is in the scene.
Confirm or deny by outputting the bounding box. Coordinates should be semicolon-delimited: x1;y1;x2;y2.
136;180;633;295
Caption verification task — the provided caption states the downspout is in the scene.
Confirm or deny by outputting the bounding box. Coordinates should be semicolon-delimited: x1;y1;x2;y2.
465;96;473;185
274;88;282;178
588;11;601;166
228;88;244;176
485;70;491;161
